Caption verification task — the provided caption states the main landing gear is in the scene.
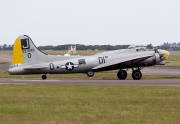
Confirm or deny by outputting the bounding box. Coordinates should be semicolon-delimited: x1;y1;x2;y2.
132;69;142;80
42;74;47;80
117;68;142;80
117;70;127;80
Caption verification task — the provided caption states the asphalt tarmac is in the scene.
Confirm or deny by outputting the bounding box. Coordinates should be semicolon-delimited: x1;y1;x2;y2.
0;54;11;63
0;64;9;69
0;78;179;86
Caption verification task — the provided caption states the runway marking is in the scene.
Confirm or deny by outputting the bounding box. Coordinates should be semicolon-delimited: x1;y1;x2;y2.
13;79;61;82
0;79;180;86
0;57;11;61
0;83;28;85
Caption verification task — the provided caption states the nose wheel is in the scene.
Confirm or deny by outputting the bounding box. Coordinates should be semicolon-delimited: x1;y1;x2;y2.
117;70;127;80
42;74;47;80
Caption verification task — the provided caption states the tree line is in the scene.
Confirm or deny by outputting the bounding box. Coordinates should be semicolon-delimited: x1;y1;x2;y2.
0;43;180;51
0;44;13;50
38;44;130;50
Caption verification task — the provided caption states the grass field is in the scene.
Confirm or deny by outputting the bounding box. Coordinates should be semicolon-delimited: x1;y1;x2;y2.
0;50;12;54
0;50;101;56
166;51;180;66
42;50;105;56
0;85;180;124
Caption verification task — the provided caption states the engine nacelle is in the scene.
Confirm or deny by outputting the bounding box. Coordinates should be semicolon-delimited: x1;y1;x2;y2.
155;53;161;64
135;50;169;66
156;49;170;65
159;60;166;65
137;53;160;66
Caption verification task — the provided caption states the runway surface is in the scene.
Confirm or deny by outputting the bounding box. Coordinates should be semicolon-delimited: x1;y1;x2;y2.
0;54;11;63
0;78;179;86
0;64;9;69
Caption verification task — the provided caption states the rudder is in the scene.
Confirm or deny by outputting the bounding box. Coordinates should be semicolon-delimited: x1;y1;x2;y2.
12;35;47;65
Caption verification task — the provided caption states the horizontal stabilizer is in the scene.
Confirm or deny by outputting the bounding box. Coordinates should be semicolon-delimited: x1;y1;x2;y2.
24;66;48;70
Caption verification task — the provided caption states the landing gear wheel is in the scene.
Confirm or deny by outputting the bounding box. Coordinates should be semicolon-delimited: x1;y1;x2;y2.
132;70;142;80
86;71;94;77
42;75;47;80
117;70;127;80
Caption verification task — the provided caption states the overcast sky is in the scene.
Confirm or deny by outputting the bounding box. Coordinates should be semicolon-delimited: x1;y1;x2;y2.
0;0;180;46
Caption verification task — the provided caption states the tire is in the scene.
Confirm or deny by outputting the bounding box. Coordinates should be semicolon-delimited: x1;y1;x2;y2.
42;75;47;80
117;70;127;80
86;71;94;77
132;70;142;80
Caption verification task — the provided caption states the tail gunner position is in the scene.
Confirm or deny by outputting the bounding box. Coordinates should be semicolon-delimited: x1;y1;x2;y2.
8;35;170;80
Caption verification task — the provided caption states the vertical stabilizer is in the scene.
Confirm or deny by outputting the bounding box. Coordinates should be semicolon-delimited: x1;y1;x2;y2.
12;38;24;65
12;35;47;65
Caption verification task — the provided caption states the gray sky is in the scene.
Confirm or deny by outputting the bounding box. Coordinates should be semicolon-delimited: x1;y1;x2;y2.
0;0;180;46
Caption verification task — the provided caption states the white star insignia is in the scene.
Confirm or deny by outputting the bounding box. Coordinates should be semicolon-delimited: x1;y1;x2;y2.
61;62;79;71
67;63;73;70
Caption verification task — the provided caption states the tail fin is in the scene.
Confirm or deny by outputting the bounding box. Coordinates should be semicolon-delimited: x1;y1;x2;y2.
12;35;47;65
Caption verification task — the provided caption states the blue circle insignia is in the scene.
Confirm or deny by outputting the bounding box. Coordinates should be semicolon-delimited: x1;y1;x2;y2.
65;62;74;71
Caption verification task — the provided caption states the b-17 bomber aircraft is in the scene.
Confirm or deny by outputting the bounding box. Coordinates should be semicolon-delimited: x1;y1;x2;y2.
8;35;170;80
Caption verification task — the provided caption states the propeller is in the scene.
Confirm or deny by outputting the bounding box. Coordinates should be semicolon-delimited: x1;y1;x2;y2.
155;49;170;65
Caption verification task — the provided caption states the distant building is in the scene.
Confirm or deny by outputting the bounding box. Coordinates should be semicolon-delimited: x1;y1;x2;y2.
68;45;76;53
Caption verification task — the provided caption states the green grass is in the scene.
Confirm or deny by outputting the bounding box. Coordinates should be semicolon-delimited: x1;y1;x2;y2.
42;50;104;56
166;51;180;66
0;50;103;56
0;62;9;64
0;85;180;124
0;50;12;54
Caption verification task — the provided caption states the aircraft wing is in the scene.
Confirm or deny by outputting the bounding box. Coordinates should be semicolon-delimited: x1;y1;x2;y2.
92;53;154;70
